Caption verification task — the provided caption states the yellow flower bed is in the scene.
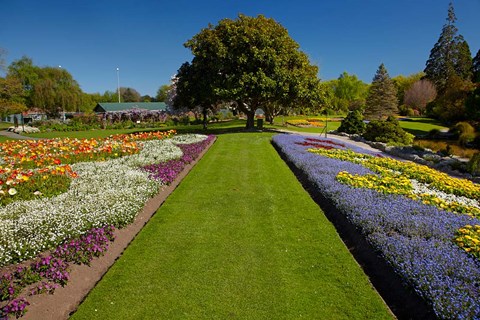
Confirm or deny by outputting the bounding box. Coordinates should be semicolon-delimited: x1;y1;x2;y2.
286;119;310;126
455;225;480;259
308;148;480;219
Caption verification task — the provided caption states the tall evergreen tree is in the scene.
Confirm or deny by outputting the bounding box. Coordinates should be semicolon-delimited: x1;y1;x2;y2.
473;49;480;83
364;63;398;120
424;2;472;93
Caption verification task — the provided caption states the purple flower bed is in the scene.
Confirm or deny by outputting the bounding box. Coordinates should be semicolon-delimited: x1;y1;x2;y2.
272;133;480;319
0;226;116;319
143;135;215;184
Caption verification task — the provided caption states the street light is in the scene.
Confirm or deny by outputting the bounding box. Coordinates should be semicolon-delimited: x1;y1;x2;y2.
116;67;121;103
58;65;66;122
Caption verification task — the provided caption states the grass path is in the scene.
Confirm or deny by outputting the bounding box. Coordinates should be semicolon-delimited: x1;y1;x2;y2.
71;133;392;319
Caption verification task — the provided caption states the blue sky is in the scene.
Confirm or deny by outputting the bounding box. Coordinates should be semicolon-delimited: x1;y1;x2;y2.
1;0;479;97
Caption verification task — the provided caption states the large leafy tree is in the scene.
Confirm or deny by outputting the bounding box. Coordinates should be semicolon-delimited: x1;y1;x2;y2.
8;57;83;116
174;60;221;129
120;87;141;102
8;56;40;106
31;67;82;117
330;72;368;112
156;84;171;102
364;63;398;120
0;75;27;118
182;14;325;129
424;2;472;94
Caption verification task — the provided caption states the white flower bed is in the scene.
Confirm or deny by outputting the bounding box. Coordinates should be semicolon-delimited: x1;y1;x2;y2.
0;134;208;266
410;179;480;209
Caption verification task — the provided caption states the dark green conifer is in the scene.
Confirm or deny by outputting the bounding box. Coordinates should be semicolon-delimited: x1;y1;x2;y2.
364;63;398;120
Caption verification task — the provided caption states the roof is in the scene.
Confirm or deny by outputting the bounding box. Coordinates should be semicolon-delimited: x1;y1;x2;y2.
94;102;167;112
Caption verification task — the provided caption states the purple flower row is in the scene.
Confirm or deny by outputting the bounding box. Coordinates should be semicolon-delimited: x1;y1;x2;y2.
272;134;480;320
143;135;215;185
0;226;115;319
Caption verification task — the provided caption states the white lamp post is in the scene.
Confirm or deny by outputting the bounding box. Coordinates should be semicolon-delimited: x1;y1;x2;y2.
116;67;121;103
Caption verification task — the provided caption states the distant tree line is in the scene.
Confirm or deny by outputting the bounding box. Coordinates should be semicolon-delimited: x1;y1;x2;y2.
0;53;170;119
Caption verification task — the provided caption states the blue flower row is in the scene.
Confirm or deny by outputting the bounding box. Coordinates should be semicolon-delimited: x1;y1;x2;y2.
272;134;480;320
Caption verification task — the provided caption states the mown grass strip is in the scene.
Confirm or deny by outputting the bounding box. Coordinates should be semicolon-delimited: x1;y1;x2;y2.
71;133;392;319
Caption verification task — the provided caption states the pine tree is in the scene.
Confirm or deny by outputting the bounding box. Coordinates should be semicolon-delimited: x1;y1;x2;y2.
424;2;472;93
473;49;480;83
364;63;398;120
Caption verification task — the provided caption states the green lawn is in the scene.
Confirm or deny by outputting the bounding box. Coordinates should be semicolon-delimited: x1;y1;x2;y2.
397;117;448;136
71;133;392;320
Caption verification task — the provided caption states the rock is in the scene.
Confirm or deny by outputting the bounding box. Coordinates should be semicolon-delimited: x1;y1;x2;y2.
8;126;40;134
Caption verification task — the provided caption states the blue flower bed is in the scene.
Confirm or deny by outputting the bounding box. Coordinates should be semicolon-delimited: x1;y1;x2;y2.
272;133;480;320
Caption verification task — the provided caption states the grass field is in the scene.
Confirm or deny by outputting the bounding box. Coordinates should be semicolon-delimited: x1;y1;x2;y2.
71;133;392;320
397;117;448;136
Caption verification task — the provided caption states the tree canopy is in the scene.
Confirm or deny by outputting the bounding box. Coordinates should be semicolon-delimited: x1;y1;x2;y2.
364;63;398;120
473;49;480;83
329;72;368;112
156;84;171;102
7;57;83;117
180;14;326;128
0;75;27;118
424;2;472;94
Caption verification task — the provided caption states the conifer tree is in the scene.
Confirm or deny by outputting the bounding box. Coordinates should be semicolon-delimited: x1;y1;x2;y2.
473;49;480;83
424;2;472;93
364;63;398;120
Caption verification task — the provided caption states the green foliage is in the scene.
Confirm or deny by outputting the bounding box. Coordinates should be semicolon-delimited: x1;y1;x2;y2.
398;105;416;116
1;174;71;206
156;84;170;102
337;110;366;134
182;14;326;129
465;86;480;121
329;72;368;112
424;2;473;94
466;153;480;175
363;117;414;145
452;121;476;146
452;121;475;136
120;87;141;102
426;75;474;122
364;63;398;120
473;50;480;83
0;75;27;117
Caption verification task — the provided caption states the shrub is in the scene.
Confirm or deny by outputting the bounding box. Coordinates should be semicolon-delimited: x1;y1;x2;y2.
398;105;415;117
337;110;365;134
363;117;414;145
467;153;480;175
450;122;476;147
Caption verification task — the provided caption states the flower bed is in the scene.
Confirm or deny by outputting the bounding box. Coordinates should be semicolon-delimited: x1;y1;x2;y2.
272;133;480;319
0;132;211;267
0;132;214;318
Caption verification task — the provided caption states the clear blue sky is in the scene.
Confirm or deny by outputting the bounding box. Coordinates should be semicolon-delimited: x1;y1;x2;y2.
1;0;479;97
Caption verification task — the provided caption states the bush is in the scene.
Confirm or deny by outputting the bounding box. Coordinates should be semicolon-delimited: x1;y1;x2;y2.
337;110;366;134
398;105;415;117
363;117;414;145
467;153;480;175
451;122;476;147
451;121;475;136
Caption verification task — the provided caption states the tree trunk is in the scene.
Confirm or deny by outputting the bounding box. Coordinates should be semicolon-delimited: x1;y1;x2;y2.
246;111;255;129
202;107;208;130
